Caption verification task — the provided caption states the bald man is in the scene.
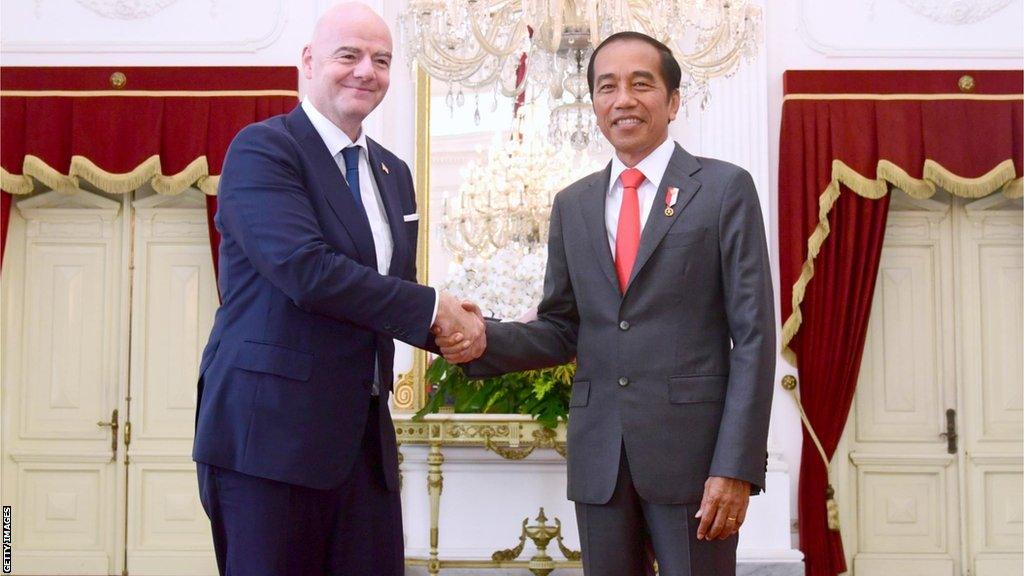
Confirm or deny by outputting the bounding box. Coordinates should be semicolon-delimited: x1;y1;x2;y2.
192;4;483;575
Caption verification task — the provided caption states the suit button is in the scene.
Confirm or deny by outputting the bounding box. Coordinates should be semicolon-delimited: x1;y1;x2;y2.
618;377;629;387
619;320;630;331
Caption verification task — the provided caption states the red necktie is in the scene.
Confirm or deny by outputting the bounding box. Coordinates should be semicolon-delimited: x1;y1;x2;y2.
615;168;646;293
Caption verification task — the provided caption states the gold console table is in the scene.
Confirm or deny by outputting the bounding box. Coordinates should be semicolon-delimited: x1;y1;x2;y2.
394;413;582;575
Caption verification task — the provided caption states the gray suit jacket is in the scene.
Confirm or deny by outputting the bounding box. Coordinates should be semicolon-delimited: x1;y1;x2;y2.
464;144;775;506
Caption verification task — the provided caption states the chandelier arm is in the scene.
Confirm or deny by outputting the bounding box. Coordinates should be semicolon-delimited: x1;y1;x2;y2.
679;39;746;73
461;218;490;251
411;10;518;72
624;0;657;32
414;44;505;89
444;230;471;262
468;5;531;58
415;35;518;89
703;49;748;74
419;39;494;71
672;17;731;61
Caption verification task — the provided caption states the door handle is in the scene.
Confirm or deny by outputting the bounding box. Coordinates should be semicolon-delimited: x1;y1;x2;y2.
96;408;119;462
939;408;957;454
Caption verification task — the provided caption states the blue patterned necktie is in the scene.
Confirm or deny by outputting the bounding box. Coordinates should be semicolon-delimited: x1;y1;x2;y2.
339;145;363;210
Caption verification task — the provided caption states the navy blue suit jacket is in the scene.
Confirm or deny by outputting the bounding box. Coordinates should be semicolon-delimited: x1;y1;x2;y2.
192;106;435;491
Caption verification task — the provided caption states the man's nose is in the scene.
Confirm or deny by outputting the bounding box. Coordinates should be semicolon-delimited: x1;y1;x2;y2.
353;56;374;79
613;88;637;108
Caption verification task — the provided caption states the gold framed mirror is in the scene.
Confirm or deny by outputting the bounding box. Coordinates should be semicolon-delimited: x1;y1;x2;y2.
393;68;433;412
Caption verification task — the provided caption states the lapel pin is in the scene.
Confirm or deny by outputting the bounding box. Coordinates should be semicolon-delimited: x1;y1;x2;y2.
381;162;390;175
664;186;679;217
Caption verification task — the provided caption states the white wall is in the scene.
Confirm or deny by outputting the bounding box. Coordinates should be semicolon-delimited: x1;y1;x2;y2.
3;0;1022;546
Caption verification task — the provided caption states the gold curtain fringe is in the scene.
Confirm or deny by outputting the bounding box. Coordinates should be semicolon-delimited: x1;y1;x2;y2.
1004;177;1023;199
781;157;1021;365
196;175;220;197
0;167;36;195
1;154;220;196
72;155;162;194
150;156;208;195
877;160;935;199
780;179;840;366
924;159;1019;199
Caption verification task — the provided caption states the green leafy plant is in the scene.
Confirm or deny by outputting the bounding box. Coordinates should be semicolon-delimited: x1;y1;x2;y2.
414;357;575;428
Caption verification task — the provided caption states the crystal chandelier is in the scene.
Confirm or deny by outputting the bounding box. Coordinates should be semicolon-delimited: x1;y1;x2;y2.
400;0;762;148
440;108;597;262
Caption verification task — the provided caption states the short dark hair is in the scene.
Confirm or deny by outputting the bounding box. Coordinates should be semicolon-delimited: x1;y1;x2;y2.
586;31;682;97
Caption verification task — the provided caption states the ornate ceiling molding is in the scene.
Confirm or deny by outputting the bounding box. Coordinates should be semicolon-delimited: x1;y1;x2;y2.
799;0;1022;58
74;0;182;19
5;0;285;53
893;0;1014;24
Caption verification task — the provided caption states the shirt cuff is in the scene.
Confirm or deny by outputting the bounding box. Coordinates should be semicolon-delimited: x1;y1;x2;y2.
430;288;439;327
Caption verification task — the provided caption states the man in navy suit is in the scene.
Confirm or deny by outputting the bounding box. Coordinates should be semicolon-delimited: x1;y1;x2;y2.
192;4;484;574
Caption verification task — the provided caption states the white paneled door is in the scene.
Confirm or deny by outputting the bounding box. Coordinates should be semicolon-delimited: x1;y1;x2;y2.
835;191;1024;576
958;195;1024;576
2;190;124;575
1;189;219;575
124;191;219;575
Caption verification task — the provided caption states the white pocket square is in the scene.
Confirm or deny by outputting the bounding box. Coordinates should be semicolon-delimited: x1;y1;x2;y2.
403;213;420;222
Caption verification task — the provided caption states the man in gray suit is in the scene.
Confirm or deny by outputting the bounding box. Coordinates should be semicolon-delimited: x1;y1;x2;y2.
438;31;774;576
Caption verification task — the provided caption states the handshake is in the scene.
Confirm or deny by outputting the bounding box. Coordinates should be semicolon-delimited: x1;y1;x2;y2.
430;292;487;364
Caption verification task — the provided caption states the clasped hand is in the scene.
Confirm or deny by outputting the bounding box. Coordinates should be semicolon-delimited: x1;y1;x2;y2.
431;293;486;364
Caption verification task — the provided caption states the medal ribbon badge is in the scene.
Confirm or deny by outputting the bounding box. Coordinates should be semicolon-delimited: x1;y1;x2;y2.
664;186;679;216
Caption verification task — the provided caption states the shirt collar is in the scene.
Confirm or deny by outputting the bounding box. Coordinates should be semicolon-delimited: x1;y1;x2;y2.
608;137;676;194
301;97;368;158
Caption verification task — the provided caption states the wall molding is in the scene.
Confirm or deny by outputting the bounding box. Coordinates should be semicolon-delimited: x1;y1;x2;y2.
2;0;288;53
798;0;1023;58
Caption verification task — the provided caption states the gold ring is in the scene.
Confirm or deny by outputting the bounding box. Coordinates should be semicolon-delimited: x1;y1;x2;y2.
727;517;737;522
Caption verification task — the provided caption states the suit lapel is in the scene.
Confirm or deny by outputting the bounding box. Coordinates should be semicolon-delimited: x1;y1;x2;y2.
626;144;702;290
286;107;378;270
578;165;620;292
366;139;406;276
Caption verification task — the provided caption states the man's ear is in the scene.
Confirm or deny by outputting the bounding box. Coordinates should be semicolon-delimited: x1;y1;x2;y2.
667;89;681;122
301;45;314;80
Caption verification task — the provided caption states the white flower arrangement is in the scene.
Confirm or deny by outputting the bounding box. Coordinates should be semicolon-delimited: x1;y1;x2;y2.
440;243;548;321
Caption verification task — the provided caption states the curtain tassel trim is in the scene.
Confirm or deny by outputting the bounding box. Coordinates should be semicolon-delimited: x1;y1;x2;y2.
782;375;840;530
1;154;221;196
825;484;841;532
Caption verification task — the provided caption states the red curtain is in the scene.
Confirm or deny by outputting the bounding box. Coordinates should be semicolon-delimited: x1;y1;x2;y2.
778;70;1023;576
0;67;299;275
0;192;10;267
206;196;221;281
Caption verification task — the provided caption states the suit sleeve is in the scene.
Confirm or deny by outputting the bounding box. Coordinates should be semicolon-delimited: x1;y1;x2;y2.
462;195;579;377
708;169;776;493
217;124;436;348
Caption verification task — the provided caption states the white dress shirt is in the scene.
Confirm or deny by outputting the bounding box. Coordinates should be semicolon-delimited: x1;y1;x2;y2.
605;137;676;254
302;98;438;392
303;98;394;276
